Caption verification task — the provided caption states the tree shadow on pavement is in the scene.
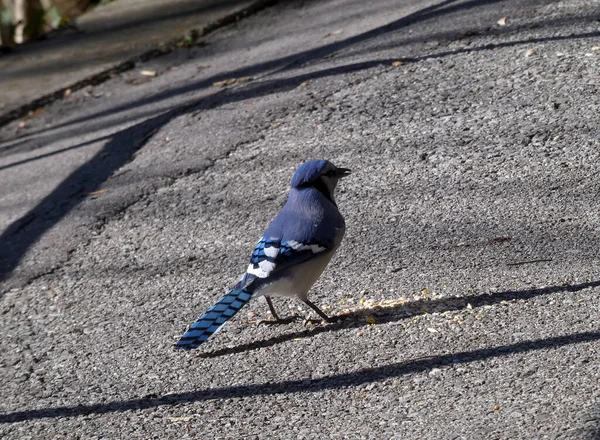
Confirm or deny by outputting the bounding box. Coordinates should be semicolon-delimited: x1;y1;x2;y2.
0;0;474;288
1;328;599;424
1;0;474;136
40;0;588;134
0;0;596;294
0;102;197;289
3;21;598;162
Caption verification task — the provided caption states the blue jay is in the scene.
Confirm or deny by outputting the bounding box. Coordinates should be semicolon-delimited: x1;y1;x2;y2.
176;159;350;349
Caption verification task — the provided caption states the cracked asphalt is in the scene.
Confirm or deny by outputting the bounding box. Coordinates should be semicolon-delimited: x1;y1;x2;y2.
1;0;599;438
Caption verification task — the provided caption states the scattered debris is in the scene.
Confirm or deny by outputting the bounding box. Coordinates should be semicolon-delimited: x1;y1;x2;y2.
89;189;108;196
324;29;343;38
525;49;537;57
140;70;157;77
169;416;193;422
497;17;507;26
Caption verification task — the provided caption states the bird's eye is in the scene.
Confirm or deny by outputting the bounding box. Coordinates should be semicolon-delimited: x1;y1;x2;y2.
324;170;336;177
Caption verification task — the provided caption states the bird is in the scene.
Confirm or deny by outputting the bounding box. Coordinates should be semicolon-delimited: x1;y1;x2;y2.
176;159;350;349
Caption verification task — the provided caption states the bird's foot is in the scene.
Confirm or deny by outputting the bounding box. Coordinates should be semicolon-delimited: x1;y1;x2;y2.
303;315;339;326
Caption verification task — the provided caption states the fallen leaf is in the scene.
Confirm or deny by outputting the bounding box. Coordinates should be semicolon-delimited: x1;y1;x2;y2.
593;46;600;51
300;81;309;87
392;61;404;67
64;88;72;97
497;17;507;26
140;70;157;77
493;405;500;411
365;316;376;324
466;303;473;310
422;289;429;295
426;327;438;333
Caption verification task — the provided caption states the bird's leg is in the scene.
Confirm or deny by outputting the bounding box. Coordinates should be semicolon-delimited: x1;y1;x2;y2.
257;296;301;325
266;296;281;320
302;299;338;323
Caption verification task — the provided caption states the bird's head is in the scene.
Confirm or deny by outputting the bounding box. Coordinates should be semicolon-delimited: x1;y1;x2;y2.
290;159;351;204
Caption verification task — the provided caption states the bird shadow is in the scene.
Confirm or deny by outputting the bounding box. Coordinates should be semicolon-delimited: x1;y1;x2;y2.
198;279;600;358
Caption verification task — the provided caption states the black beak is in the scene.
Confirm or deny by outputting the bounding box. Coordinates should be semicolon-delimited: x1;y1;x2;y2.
336;168;351;178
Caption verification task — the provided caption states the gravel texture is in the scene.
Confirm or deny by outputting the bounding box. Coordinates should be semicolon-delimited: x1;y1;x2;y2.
1;0;599;438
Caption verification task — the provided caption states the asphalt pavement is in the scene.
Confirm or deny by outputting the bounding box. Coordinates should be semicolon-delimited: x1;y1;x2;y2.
1;0;599;438
0;0;260;118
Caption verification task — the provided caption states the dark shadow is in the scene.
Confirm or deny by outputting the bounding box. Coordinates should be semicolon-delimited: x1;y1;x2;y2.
0;101;198;287
1;330;599;423
199;279;600;358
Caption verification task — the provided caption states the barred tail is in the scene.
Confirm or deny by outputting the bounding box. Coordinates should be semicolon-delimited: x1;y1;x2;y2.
176;289;253;349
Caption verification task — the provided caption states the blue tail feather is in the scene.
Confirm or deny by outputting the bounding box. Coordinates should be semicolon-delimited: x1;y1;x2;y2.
176;288;253;349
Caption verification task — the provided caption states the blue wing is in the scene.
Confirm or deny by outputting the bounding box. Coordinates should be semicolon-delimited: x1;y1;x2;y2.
235;237;330;291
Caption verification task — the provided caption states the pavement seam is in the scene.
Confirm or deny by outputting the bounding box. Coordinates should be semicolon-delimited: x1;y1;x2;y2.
0;0;281;130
